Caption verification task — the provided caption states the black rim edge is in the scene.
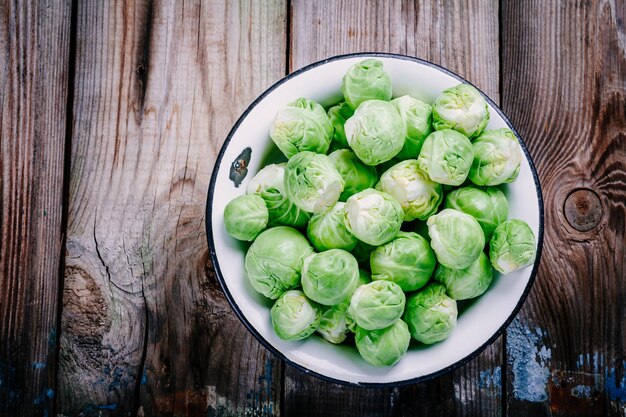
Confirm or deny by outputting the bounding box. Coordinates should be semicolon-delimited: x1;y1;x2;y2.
205;52;545;388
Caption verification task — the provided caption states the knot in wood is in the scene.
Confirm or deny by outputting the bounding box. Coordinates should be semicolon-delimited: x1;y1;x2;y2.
563;189;602;232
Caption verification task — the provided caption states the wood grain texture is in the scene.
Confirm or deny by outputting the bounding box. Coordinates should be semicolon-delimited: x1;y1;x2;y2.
290;0;500;100
0;1;71;416
502;0;626;415
286;1;502;416
4;1;623;415
57;1;286;416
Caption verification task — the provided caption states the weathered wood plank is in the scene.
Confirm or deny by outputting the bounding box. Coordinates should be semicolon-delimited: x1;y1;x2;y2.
58;1;287;415
286;1;502;415
0;1;71;416
290;0;499;100
502;0;626;415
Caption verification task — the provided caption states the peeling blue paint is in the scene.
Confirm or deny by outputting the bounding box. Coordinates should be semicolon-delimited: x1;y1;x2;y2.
83;403;119;414
538;345;551;362
32;362;46;370
107;365;129;391
605;362;626;403
141;370;147;385
571;385;592;398
245;357;276;416
571;353;626;404
507;319;551;402
263;358;273;398
551;375;560;387
479;367;502;392
33;388;54;405
262;402;274;416
96;403;118;410
593;352;599;372
92;364;135;393
576;351;605;372
48;329;57;347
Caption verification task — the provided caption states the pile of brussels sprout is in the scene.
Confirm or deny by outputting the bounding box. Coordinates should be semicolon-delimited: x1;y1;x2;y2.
223;59;537;367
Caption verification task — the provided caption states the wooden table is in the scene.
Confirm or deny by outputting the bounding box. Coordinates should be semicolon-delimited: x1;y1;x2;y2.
1;1;625;416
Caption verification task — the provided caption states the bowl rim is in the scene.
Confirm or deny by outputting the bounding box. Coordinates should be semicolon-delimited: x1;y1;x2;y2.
206;52;544;388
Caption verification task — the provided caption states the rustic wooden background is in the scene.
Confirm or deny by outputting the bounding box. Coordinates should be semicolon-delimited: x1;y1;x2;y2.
1;0;624;416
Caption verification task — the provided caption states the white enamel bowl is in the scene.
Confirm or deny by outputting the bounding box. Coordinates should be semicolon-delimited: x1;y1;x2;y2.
207;53;543;387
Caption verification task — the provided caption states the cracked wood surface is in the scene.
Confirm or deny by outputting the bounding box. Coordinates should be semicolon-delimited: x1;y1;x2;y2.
502;1;626;416
58;1;286;415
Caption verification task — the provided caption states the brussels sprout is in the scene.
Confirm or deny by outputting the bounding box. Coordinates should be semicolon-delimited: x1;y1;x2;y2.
341;59;392;109
344;100;405;166
444;186;508;241
327;102;354;149
245;227;314;299
223;194;269;241
392;95;433;159
427;209;485;269
347;280;405;330
328;149;378;201
343;188;404;246
432;83;489;139
417;129;474;186
307;202;358;252
489;219;536;274
376;159;443;221
355;320;411;367
301;249;360;305
284;151;344;213
403;284;458;344
317;301;350;344
434;252;493;300
269;98;333;158
469;128;522;186
370;232;436;292
246;163;310;228
346;270;374;331
270;290;322;341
